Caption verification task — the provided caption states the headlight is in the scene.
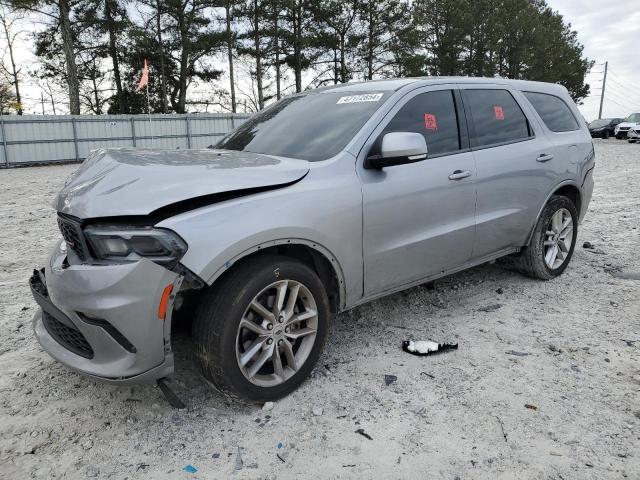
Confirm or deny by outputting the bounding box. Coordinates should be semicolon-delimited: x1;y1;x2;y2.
84;226;187;268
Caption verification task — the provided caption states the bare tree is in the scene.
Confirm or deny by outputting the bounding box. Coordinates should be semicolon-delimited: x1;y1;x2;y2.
9;0;81;114
0;6;24;114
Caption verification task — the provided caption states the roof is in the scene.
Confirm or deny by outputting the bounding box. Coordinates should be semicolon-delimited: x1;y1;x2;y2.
314;76;568;96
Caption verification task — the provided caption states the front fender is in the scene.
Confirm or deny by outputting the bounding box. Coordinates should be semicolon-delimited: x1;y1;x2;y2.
156;161;363;309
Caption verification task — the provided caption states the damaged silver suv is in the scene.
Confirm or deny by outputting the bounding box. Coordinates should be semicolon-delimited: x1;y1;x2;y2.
31;78;594;402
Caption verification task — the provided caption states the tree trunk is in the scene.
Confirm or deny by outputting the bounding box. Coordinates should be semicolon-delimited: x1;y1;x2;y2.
58;0;80;114
294;2;302;92
274;4;281;100
367;2;374;80
225;2;236;112
156;0;169;113
104;0;125;113
92;76;101;114
340;33;346;83
254;0;264;110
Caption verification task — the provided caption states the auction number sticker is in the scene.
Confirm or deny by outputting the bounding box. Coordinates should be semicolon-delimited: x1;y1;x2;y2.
337;93;384;104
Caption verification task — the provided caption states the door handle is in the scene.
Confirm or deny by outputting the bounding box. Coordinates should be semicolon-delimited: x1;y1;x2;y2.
448;170;472;180
536;153;554;163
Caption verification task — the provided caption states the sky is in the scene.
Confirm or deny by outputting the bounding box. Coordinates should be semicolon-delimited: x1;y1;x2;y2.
546;0;640;121
4;1;640;119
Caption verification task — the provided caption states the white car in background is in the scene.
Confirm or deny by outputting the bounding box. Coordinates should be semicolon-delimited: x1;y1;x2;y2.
628;124;640;143
614;112;640;139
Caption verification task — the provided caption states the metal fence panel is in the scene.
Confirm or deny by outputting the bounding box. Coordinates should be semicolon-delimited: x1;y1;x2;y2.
0;113;251;168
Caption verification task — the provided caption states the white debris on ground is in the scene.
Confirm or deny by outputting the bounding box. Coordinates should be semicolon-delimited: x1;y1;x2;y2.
402;340;458;355
1;140;639;479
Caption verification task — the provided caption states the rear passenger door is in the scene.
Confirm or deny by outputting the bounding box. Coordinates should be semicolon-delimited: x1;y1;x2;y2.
359;86;476;296
460;86;554;258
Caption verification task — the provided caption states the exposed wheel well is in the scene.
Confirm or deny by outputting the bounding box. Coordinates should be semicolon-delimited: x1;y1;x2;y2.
217;244;343;314
553;184;581;216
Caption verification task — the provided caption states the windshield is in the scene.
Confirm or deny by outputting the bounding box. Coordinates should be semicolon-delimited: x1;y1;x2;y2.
589;119;609;128
624;113;640;123
216;91;392;161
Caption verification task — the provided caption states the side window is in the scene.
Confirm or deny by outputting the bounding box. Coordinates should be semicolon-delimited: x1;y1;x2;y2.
465;89;531;148
379;90;461;157
523;91;579;132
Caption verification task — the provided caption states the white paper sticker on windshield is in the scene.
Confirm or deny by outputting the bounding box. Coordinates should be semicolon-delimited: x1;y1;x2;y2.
337;93;384;104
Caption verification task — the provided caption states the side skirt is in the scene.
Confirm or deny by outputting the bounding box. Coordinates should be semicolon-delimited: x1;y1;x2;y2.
349;246;520;310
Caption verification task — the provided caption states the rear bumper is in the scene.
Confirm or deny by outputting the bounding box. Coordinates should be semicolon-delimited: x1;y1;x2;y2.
31;240;181;385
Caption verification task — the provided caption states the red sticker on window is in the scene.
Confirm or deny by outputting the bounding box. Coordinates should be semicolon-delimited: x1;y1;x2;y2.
494;105;504;120
424;113;438;131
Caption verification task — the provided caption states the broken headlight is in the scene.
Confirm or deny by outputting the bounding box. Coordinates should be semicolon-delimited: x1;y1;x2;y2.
84;226;187;268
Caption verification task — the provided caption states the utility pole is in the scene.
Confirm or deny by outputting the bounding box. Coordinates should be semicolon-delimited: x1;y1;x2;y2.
41;92;45;115
598;61;608;119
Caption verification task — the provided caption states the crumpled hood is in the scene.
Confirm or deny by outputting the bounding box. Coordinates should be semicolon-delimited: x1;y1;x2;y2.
54;148;309;219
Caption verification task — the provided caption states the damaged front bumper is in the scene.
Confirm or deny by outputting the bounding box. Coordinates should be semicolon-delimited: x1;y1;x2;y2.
30;240;182;385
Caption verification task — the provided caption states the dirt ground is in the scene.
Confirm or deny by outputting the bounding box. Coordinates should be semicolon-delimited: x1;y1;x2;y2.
1;139;639;480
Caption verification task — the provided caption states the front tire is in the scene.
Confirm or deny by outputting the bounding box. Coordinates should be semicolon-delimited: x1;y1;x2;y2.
192;255;331;402
503;195;578;280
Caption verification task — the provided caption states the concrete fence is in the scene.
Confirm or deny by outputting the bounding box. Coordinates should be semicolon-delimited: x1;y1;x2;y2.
0;113;251;168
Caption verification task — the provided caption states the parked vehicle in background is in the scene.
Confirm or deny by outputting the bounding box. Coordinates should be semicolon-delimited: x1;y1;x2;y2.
614;113;640;139
628;125;640;143
588;118;623;138
30;77;595;402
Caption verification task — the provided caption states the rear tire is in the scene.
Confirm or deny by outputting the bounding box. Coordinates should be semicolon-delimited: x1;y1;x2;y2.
192;255;331;403
602;130;609;139
502;195;578;280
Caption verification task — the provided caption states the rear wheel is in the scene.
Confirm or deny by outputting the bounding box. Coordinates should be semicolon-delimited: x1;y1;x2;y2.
502;195;578;280
192;255;330;402
602;130;609;139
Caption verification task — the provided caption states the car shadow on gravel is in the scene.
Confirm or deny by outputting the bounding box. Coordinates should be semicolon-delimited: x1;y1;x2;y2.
164;259;524;409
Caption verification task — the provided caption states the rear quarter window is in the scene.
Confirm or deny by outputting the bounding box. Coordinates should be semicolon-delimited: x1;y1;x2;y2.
523;91;579;132
464;89;531;148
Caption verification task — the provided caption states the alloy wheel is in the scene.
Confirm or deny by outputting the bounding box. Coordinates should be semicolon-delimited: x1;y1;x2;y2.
235;280;318;387
543;208;574;269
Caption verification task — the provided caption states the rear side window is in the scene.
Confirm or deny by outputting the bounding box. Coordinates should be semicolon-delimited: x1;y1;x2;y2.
464;89;531;148
380;90;461;157
523;91;579;132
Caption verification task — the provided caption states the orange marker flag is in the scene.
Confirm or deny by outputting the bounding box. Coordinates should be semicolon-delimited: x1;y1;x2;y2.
136;59;149;91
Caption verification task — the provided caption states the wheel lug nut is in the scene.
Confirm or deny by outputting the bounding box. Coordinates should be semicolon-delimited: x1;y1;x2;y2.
285;326;290;333
267;338;273;345
278;339;283;346
267;323;273;330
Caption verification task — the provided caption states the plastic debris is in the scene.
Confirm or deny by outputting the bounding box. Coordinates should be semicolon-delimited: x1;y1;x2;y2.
402;340;458;356
384;374;398;386
277;442;284;449
235;446;244;470
505;350;530;357
355;428;373;440
478;303;502;312
183;465;198;474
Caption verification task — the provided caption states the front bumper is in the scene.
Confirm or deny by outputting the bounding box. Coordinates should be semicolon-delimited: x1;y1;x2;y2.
616;129;629;138
31;240;181;384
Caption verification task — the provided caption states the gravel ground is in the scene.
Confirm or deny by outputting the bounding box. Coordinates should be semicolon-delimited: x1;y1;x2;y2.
1;140;639;480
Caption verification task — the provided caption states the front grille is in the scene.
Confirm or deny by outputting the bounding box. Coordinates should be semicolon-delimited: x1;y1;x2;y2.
42;311;94;359
57;215;87;260
619;127;630;131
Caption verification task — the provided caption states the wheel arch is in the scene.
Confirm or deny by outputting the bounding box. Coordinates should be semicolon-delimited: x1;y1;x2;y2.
526;181;581;245
207;239;346;313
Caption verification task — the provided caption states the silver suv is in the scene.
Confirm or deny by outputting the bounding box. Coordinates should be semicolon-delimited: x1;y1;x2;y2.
30;77;595;402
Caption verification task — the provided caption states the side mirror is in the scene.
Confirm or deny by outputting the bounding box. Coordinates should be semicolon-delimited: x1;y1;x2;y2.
364;132;428;169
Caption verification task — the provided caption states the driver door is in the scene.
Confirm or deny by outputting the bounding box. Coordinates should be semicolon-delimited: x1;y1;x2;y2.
358;87;477;296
